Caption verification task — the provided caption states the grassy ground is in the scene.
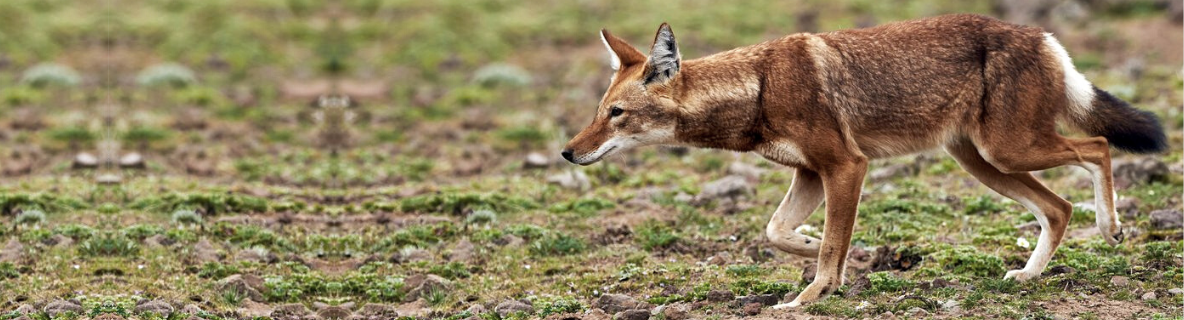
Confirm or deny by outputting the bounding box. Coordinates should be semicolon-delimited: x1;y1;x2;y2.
0;0;1181;319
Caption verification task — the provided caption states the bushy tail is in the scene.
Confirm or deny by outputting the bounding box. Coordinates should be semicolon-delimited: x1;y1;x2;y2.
1076;86;1168;154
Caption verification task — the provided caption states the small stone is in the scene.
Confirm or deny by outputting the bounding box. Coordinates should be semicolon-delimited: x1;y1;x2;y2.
546;170;590;190
726;162;766;180
271;303;311;319
120;153;145;168
941;299;961;312
494;300;533;318
1141;291;1158;301
869;163;916;182
393;248;432;264
705;252;731;266
235;249;269;263
736;294;779;306
134;300;174;315
44;235;73;249
706;290;734;302
448;239;475;263
44;300;84;318
15;304;35;315
194;238;220;263
405;274;453;301
673;192;693;203
596;294;639;314
1046;265;1074;276
695;175;753;203
498;234;524;247
1150;209;1183;230
1110;276;1130;287
181;304;202;315
144;234;171;248
220;274;267;302
931;278;951;289
317;306;352;319
661;303;689;320
1115;198;1140;218
615;309;650;320
1;239;24;263
799;264;817;285
465;304;487;314
740;303;762;316
1168;288;1184;295
1112;157;1169;188
73;152;98;168
523;152;551;169
238;300;274;319
356;304;398;318
1015;221;1041;232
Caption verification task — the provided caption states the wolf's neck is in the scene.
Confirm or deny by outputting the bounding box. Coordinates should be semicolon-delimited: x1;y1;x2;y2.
671;54;766;151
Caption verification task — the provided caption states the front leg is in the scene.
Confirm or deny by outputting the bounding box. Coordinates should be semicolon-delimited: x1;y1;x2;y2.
774;158;867;309
766;168;825;257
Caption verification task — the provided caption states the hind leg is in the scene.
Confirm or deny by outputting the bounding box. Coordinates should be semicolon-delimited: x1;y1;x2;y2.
976;135;1122;245
766;168;825;257
947;139;1074;281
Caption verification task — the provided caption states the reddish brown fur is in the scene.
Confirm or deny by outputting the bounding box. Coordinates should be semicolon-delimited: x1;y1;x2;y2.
564;14;1162;307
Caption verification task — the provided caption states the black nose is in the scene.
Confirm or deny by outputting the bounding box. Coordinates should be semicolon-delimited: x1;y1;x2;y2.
560;149;574;162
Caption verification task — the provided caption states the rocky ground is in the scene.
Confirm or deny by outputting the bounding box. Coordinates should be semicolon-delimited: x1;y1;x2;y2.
0;0;1181;319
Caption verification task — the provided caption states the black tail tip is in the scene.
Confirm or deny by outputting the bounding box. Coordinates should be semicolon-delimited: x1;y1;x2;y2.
1106;115;1168;154
1091;89;1169;154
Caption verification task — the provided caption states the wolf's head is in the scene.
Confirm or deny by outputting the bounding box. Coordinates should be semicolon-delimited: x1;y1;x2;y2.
562;23;683;165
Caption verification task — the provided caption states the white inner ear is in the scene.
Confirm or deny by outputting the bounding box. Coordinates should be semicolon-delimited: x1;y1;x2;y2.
645;26;680;84
601;31;621;71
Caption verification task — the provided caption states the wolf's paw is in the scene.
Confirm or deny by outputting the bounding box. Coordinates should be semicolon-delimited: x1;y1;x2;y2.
1004;269;1038;282
1102;227;1124;246
771;301;801;310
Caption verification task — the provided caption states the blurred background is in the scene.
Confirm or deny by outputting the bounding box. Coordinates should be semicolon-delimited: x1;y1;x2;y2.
0;0;1179;182
0;0;1180;319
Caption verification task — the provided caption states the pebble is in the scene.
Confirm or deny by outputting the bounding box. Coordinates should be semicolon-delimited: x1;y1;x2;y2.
596;294;639;314
1142;291;1158;301
73;152;98;168
134;300;174;315
120;153;145;168
1150;209;1183;230
546;170;590;190
695;175;753;203
1110;275;1130;287
494;300;533;318
735;294;779;306
523;152;550;169
726;162;766;180
660;303;689;320
44;300;83;318
615;309;650;320
1;239;24;263
869;163;916;182
706;290;734;302
740;302;762;316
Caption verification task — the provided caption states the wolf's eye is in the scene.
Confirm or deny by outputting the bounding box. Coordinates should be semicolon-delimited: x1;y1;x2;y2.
610;106;624;117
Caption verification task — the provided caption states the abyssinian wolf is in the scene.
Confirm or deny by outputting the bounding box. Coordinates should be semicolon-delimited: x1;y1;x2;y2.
561;14;1167;308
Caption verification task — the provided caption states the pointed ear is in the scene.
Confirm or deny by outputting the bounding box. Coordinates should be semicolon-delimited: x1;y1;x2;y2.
600;29;646;71
644;23;680;85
